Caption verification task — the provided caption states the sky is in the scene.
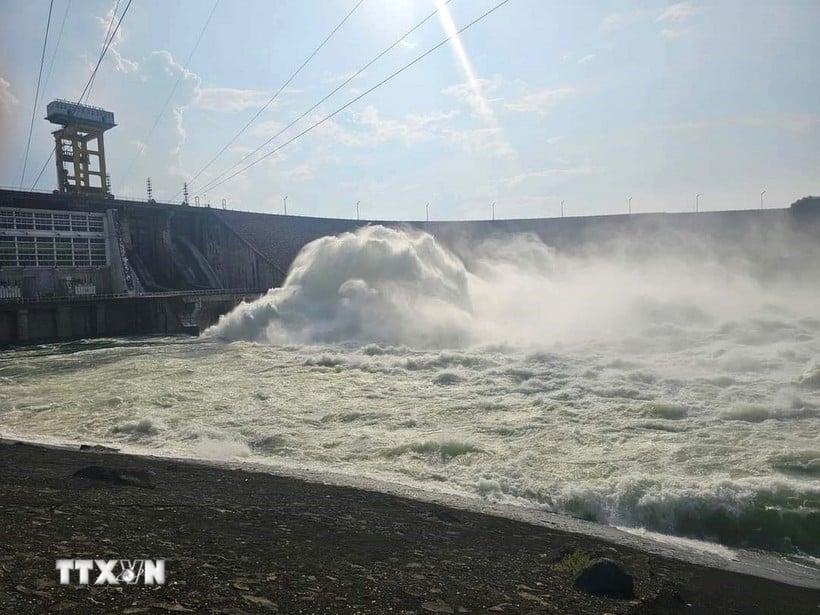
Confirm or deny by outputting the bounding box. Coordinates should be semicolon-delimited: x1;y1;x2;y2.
0;0;818;220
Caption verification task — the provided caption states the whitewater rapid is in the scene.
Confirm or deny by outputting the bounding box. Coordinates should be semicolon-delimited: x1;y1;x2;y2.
1;225;818;559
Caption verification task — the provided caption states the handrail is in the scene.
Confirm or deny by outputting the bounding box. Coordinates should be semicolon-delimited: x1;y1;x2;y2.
0;287;265;305
49;98;110;113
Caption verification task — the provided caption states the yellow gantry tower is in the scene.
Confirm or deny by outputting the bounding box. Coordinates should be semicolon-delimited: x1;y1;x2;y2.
46;100;116;196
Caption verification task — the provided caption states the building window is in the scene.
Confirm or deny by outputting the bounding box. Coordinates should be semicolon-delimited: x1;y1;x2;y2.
0;210;13;229
88;216;104;233
53;214;70;231
72;237;90;266
34;212;53;231
70;214;89;232
55;237;72;266
35;237;55;266
90;238;107;266
14;211;34;230
17;237;36;266
0;236;16;266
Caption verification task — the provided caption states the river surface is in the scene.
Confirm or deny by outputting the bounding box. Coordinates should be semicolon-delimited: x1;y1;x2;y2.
1;225;818;565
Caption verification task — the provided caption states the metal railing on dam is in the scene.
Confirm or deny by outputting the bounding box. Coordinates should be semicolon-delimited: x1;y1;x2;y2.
0;287;265;305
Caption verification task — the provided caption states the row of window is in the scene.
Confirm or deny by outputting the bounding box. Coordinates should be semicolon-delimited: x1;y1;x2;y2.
0;209;105;233
0;235;107;268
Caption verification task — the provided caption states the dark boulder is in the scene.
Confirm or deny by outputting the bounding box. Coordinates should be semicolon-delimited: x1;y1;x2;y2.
573;558;635;599
73;465;155;489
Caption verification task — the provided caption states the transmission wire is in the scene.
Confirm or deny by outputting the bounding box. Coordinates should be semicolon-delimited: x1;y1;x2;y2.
120;0;220;186
178;0;367;196
199;0;511;195
20;0;54;188
195;0;453;197
29;0;135;189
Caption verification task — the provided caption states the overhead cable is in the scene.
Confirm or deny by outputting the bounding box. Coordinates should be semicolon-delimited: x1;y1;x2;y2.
120;0;220;185
20;0;54;188
30;0;135;189
196;0;453;196
199;0;511;195
178;0;367;196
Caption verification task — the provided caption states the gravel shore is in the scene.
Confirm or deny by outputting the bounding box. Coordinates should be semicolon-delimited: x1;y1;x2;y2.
0;440;817;614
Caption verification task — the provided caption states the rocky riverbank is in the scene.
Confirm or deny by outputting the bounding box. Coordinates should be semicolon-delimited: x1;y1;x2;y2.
0;440;817;614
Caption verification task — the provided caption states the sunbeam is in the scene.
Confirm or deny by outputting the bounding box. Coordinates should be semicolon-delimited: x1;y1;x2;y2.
434;0;491;118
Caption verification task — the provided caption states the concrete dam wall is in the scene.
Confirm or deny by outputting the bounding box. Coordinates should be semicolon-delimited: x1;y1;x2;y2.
1;187;819;345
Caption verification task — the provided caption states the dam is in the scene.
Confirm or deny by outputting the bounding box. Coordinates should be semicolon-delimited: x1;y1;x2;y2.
3;98;817;345
2;186;819;346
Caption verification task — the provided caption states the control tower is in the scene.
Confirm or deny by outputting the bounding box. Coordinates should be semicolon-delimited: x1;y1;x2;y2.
46;99;116;196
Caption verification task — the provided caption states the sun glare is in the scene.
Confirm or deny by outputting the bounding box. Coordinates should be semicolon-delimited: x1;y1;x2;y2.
434;0;491;118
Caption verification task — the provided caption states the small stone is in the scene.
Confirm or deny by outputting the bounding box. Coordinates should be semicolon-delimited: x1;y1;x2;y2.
15;585;49;598
422;600;454;614
48;601;81;612
151;603;194;612
241;594;278;610
518;591;548;605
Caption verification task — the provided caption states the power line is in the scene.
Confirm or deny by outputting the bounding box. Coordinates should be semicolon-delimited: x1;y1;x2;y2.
86;0;123;101
179;0;367;196
28;146;57;191
20;0;54;188
26;0;75;190
199;0;511;195
30;0;135;190
195;0;453;197
41;0;73;95
120;0;220;186
81;0;132;104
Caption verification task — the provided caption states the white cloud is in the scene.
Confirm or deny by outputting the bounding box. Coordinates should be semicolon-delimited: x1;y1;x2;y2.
152;50;197;81
171;106;186;155
504;87;576;116
660;28;688;40
279;163;316;182
602;3;697;37
132;140;147;156
601;10;651;32
112;51;139;73
441;77;503;118
194;87;272;112
358;106;458;144
96;3;139;73
149;52;272;114
321;106;459;147
657;2;697;39
322;71;366;84
657;2;697;23
0;77;19;114
442;126;515;159
661;114;820;134
249;119;286;139
502;167;592;186
577;54;595;65
399;39;417;49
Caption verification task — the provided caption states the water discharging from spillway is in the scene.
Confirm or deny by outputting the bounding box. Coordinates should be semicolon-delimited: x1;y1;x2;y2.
2;224;819;558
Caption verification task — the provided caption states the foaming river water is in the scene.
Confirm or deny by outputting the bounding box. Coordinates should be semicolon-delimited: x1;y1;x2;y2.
1;226;819;561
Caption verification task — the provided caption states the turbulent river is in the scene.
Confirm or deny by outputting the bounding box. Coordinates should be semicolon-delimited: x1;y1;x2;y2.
1;225;818;560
